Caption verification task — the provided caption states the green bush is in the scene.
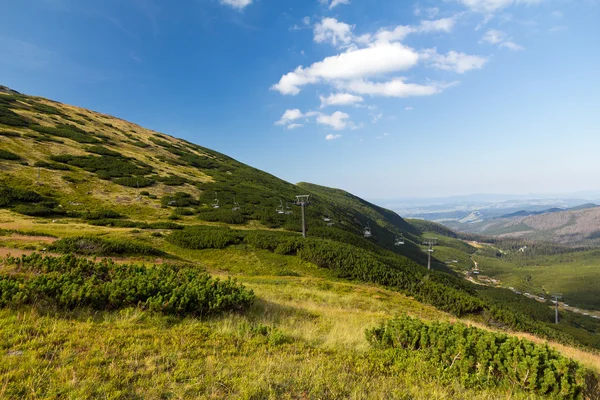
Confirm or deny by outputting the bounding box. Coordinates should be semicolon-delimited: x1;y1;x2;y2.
367;315;599;398
197;209;246;224
0;106;30;127
86;145;121;157
81;209;123;220
161;192;199;207
0;185;44;207
0;149;20;160
113;176;155;188
49;154;153;179
30;124;101;144
173;207;195;216
13;204;64;217
154;175;190;186
50;236;162;256
0;253;254;316
34;161;71;171
167;226;244;249
0;130;20;137
130;140;150;148
87;219;183;230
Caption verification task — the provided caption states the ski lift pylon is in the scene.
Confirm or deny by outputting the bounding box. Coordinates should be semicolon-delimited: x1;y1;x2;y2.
232;197;240;211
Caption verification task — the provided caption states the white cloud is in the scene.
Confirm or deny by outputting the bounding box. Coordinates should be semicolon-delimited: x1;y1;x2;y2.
314;18;354;48
275;109;356;130
271;41;419;95
303;16;311;25
481;29;524;50
481;29;506;44
419;17;457;33
459;0;548;15
275;109;304;125
421;49;488;73
317;111;350;130
459;0;514;14
405;106;414;111
364;16;459;44
372;112;383;123
320;0;350;9
219;0;253;10
325;133;343;140
426;7;440;18
551;10;563;18
339;78;447;97
320;93;364;108
500;41;525;51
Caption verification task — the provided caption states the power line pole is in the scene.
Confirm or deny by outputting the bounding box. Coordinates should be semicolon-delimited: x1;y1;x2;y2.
294;195;310;238
552;294;562;324
423;238;437;270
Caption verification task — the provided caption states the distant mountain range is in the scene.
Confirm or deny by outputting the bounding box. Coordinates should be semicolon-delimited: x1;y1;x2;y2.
443;204;600;245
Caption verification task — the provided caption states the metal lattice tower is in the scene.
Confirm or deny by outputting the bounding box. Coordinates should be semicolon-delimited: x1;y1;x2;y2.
423;238;438;270
294;195;310;238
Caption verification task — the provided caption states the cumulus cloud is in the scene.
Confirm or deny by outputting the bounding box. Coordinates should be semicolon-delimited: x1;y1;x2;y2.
271;41;419;95
500;41;525;51
319;0;350;10
275;109;305;126
421;49;488;73
459;0;548;15
325;133;343;140
481;29;525;50
314;18;354;47
359;16;459;44
319;93;364;108
276;109;356;131
339;78;447;97
317;111;350;130
219;0;253;10
481;29;505;44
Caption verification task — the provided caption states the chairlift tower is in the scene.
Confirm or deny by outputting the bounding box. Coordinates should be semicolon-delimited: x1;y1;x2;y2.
552;294;562;324
212;192;220;209
294;195;310;238
423;238;438;270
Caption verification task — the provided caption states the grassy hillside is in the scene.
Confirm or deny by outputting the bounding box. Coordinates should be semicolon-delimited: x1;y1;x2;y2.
2;87;600;399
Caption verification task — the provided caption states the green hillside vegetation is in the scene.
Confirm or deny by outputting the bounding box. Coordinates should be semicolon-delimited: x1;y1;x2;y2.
1;87;600;398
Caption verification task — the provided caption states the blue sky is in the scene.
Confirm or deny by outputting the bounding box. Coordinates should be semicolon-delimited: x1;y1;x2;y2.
1;0;599;199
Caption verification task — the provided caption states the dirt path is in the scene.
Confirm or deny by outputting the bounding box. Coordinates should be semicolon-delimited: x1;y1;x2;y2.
8;234;57;243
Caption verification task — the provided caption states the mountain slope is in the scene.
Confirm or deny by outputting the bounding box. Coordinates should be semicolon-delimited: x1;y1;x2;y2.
2;87;600;398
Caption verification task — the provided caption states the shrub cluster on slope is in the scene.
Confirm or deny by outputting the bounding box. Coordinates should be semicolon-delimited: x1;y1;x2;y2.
50;236;163;257
367;315;600;399
167;226;482;317
0;254;254;316
166;226;591;347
